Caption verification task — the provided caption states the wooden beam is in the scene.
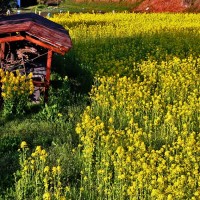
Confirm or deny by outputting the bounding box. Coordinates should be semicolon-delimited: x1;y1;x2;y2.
0;43;5;59
0;35;25;43
0;43;5;108
0;34;70;55
44;50;53;103
46;50;53;85
0;83;2;109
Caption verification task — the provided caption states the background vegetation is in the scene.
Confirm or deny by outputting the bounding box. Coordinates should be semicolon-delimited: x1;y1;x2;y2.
25;1;135;16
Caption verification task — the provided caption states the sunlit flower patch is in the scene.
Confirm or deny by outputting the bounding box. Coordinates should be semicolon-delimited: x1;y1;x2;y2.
76;57;200;199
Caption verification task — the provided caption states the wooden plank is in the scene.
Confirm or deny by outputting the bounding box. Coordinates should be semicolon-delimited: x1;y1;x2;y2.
0;34;69;54
0;13;68;36
44;50;53;103
0;43;5;59
0;35;25;43
32;80;45;87
46;50;53;85
27;23;72;50
25;35;66;55
0;22;31;34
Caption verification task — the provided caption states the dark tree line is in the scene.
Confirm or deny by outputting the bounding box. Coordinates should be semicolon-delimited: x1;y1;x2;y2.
0;0;17;14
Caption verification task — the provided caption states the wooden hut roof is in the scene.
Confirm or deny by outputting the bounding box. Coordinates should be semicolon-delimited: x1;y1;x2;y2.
0;13;72;54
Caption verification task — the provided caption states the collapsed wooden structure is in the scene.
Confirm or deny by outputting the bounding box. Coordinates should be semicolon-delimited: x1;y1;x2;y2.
0;13;72;103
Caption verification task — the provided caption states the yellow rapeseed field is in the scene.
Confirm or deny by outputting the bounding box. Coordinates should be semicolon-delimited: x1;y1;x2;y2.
6;12;199;200
76;57;199;199
51;13;200;77
50;12;200;199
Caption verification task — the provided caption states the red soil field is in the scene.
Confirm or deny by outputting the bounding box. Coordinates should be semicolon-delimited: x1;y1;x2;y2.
133;0;200;12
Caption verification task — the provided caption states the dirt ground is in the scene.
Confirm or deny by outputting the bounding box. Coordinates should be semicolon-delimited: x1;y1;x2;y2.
133;0;200;12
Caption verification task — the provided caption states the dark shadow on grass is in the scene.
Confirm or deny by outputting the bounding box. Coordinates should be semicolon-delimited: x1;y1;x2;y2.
0;135;21;194
51;51;94;95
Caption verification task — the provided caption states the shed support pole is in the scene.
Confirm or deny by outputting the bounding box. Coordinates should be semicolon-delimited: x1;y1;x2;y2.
0;43;5;108
0;43;5;60
45;50;53;103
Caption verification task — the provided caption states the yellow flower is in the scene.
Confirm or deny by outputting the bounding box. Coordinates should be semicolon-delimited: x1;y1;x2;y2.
23;165;28;171
44;166;50;173
108;117;113;124
43;192;51;200
13;86;18;91
75;126;82;134
20;141;28;149
52;166;57;175
28;73;33;79
1;92;6;98
57;166;61;174
58;113;63;117
66;186;70;192
118;174;125;180
35;146;42;154
41;149;47;156
1;77;6;83
40;155;47;162
30;159;35;164
31;152;36;157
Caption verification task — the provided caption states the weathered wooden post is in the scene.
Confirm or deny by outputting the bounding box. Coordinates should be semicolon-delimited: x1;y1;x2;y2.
45;50;53;103
0;43;5;108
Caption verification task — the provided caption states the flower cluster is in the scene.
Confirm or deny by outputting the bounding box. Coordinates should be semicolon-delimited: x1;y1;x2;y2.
15;142;66;200
76;57;199;199
0;69;34;99
0;69;34;116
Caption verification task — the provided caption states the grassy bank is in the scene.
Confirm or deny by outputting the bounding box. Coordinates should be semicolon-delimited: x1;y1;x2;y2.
21;0;136;16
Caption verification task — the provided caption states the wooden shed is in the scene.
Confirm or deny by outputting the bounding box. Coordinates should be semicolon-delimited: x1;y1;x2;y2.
0;13;72;103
